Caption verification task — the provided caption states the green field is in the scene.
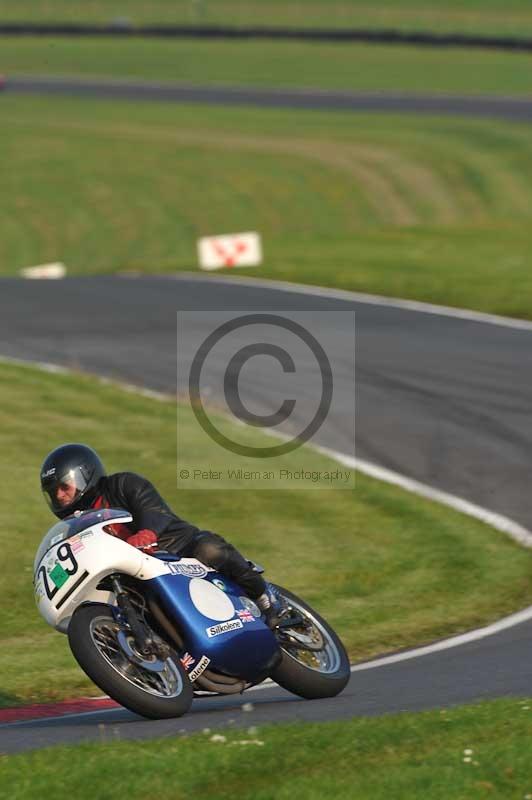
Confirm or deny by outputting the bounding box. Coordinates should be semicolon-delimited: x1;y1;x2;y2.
1;360;532;705
2;698;532;798
3;94;532;318
1;2;530;782
2;0;532;37
4;37;532;96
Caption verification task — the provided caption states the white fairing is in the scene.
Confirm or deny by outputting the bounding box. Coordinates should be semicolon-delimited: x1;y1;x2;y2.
33;516;171;632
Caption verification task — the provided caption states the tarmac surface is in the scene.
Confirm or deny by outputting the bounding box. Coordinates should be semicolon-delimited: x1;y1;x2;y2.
3;53;532;754
1;274;532;752
5;75;532;122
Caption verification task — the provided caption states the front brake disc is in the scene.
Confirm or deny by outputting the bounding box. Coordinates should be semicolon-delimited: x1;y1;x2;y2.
279;625;325;651
116;629;167;673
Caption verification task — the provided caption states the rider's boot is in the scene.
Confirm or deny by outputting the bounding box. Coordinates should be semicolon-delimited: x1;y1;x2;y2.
256;592;286;629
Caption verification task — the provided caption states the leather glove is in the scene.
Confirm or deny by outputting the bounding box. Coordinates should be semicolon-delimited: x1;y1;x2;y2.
126;529;158;552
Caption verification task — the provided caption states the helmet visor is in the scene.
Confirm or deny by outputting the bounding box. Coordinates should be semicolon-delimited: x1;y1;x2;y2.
41;465;93;515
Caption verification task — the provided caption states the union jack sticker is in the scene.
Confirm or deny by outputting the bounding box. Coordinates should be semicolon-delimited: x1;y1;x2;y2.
180;652;195;670
237;608;254;623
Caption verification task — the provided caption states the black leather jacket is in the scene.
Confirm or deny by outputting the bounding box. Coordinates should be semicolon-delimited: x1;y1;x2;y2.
92;472;206;553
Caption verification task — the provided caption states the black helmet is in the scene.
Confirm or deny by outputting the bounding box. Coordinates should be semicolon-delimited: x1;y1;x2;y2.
40;443;106;519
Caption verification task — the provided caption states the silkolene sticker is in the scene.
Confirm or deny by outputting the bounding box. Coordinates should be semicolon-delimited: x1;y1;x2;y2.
206;619;243;638
188;656;210;682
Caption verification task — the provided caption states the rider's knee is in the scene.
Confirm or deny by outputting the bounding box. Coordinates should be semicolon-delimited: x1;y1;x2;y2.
193;535;228;569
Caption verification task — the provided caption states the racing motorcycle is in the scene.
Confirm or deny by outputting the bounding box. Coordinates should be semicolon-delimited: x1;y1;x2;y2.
34;508;350;719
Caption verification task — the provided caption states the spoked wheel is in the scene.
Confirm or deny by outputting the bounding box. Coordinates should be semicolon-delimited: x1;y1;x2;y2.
269;585;350;699
89;615;182;697
68;603;193;719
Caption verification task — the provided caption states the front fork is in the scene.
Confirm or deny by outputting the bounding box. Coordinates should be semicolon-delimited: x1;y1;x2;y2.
266;584;322;650
111;576;170;660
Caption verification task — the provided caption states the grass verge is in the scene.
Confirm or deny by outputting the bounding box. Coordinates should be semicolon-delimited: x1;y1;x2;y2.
2;0;532;37
2;698;532;797
1;360;532;705
4;37;532;95
3;95;532;318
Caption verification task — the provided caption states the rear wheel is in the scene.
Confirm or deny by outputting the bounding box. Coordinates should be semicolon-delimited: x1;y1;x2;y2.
269;585;350;699
68;603;193;719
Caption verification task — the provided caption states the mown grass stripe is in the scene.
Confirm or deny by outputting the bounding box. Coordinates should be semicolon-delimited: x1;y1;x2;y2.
3;1;532;37
3;95;532;318
1;357;532;704
2;699;532;798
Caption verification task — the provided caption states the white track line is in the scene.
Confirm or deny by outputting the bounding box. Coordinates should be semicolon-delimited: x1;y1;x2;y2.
168;272;532;333
349;604;532;672
10;584;532;728
316;445;532;549
250;597;532;684
3;279;532;671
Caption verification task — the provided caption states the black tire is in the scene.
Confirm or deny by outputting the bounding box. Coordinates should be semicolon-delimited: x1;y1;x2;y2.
68;603;193;720
269;585;350;700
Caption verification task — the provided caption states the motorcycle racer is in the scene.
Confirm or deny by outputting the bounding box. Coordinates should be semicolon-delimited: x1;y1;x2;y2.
40;443;281;626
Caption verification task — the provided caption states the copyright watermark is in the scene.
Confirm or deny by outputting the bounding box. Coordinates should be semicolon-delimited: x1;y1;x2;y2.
177;310;355;490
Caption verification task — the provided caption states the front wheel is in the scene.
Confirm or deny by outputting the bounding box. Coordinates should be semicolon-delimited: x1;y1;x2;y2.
269;585;350;699
68;603;193;719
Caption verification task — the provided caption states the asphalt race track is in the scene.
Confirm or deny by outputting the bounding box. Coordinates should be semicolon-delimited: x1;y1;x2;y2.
4;615;532;754
3;53;532;754
5;75;532;122
1;274;532;752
